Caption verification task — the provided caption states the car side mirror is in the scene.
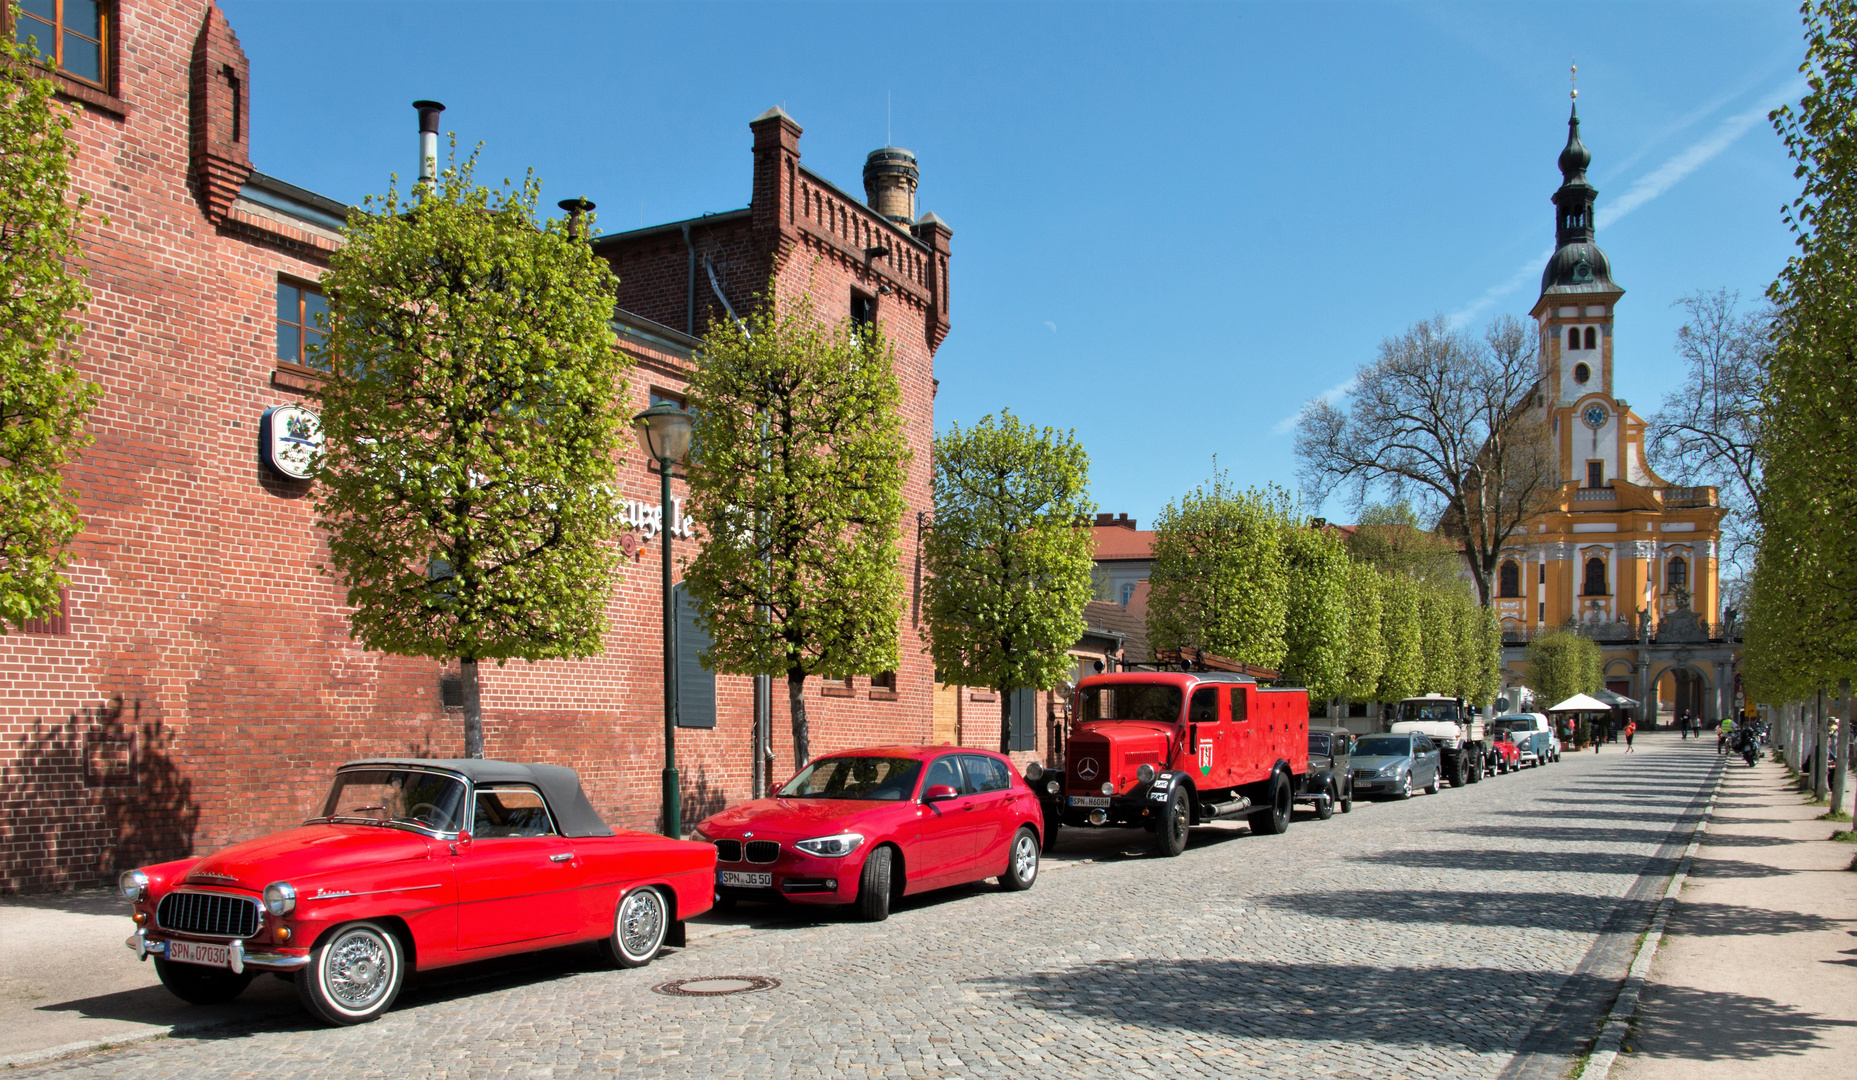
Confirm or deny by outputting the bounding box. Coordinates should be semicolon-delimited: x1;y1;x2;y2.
448;830;472;856
923;784;959;803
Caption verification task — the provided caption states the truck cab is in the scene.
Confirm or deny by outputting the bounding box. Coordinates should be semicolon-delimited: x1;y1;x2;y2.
1042;672;1310;857
1388;694;1487;787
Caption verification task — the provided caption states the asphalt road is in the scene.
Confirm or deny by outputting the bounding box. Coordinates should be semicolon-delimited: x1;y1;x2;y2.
8;734;1720;1079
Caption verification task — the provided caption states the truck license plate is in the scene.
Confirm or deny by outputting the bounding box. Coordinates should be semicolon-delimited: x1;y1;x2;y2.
1068;796;1111;808
166;939;233;969
718;871;772;888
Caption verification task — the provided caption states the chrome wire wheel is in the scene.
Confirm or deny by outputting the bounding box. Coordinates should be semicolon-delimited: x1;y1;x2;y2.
326;926;392;1011
298;920;403;1025
613;888;668;966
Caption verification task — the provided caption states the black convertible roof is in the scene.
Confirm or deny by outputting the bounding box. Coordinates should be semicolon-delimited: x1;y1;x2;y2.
338;758;615;838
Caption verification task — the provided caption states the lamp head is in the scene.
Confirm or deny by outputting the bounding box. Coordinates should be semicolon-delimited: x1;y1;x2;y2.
633;400;693;465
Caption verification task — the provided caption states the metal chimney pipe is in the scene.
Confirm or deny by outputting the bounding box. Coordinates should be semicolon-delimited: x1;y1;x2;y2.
558;197;595;240
413;100;445;184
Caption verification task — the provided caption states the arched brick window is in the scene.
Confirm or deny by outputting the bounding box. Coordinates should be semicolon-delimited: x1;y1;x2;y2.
1584;326;1598;350
1583;557;1608;596
1667;556;1687;590
1499;560;1521;598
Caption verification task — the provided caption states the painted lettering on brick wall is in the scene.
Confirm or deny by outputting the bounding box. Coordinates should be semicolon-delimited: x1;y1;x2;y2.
624;496;694;542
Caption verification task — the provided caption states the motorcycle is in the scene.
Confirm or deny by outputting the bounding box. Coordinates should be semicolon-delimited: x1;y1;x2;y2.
1735;728;1760;767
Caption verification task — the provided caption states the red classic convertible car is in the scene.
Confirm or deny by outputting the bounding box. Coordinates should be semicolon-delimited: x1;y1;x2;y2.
693;746;1045;921
120;759;715;1025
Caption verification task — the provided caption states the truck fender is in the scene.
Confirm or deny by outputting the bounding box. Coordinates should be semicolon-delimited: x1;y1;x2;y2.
1150;772;1195;820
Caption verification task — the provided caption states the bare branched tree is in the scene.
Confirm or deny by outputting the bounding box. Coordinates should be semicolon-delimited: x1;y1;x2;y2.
1646;288;1772;574
1295;314;1553;607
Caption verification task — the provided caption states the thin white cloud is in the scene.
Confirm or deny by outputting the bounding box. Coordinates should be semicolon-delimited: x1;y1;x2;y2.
1273;375;1356;436
1447;75;1804;328
1043;320;1057;333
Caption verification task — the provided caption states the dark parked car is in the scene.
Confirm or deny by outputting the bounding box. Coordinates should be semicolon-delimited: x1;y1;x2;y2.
1302;728;1354;817
1349;733;1442;799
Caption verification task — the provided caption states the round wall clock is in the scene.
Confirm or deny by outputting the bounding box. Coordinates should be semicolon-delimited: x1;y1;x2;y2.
1582;403;1609;430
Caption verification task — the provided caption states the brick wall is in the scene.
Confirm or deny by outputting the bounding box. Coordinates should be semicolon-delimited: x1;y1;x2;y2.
0;0;952;892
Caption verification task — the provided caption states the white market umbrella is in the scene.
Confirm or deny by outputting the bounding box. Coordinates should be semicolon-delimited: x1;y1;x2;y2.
1547;693;1612;712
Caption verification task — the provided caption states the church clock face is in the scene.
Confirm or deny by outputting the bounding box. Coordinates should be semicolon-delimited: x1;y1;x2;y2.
1582;403;1609;429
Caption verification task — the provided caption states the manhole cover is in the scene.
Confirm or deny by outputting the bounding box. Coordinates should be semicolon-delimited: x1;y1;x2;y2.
652;975;781;997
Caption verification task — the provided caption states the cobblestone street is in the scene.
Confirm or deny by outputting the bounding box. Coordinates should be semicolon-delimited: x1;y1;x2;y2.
13;735;1720;1079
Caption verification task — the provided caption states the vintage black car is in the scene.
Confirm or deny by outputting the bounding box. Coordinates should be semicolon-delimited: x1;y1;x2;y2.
1299;728;1354;818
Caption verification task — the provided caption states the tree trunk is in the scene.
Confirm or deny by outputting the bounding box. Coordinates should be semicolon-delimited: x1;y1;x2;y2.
461;657;484;758
1831;679;1850;818
1815;688;1829;801
787;669;810;770
999;688;1013;755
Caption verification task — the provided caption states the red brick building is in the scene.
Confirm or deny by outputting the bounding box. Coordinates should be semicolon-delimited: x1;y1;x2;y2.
0;0;1020;893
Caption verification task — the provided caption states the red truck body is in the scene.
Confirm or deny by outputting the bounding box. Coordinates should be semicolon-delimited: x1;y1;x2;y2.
1045;672;1311;854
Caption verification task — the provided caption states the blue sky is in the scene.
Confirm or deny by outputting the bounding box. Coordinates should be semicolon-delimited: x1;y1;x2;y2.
223;0;1804;525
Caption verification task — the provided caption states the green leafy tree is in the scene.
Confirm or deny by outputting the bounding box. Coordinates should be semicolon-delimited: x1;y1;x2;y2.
1280;522;1350;702
1343;502;1462;587
924;411;1094;753
683;291;910;769
1340;560;1387;703
1375;573;1423;702
1746;0;1857;700
1;9;101;629
1416;583;1459;696
1526;630;1602;712
314;153;629;757
1145;471;1290;670
1474;604;1504;707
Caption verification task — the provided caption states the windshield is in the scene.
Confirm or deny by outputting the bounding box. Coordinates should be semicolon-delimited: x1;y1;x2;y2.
1079;684;1183;724
1309;734;1332;756
315;769;467;833
1354;736;1412;758
1399;700;1460;722
1493;718;1534;733
778;756;922;800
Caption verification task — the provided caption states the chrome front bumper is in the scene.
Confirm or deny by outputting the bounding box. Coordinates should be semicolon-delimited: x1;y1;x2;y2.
126;928;309;973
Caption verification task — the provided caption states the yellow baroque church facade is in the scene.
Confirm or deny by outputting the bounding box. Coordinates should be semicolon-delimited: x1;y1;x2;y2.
1496;102;1741;724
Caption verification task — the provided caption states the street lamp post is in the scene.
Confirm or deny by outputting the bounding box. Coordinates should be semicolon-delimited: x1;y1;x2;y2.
635;400;694;838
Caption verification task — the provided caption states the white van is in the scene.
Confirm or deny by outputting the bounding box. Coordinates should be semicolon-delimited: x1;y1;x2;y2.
1491;712;1560;765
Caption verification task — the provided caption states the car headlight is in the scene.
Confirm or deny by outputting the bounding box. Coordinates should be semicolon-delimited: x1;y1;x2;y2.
262;881;297;917
1024;761;1043;783
1136;764;1157;785
793;833;864;858
1377;763;1399;776
119;869;148;902
690;827;712;843
1045;779;1060;795
1100;781;1115;796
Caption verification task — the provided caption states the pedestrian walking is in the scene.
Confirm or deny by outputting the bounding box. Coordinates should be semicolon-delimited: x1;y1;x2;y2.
1594;717;1602;753
1678;710;1688;739
1625;719;1637;753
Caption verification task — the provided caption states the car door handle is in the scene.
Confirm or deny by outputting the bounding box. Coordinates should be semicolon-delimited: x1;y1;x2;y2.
549;853;574;863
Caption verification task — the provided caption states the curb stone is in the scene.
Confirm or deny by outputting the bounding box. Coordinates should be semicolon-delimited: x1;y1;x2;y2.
1579;762;1726;1080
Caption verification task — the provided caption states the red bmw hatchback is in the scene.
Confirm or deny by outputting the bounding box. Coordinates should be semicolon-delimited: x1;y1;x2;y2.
693;746;1045;921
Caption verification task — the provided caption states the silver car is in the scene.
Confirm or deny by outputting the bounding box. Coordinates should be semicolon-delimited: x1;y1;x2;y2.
1349;734;1442;800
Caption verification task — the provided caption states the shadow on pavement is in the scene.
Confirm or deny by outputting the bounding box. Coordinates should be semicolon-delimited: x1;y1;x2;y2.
1351;847;1687;876
1443;825;1794;849
1260;890;1847;937
1628;980;1857;1062
1;889;127;917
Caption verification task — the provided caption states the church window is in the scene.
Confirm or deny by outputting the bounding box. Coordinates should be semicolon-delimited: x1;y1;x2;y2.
1667;556;1688;589
1587;461;1604;489
1584;326;1598;350
1583;557;1608;596
1539;562;1546;584
1573;362;1591;384
12;0;108;88
1499;560;1521;598
1567;326;1580;350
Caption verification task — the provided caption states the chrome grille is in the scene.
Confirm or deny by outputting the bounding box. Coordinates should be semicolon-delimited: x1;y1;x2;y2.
157;890;260;938
745;840;780;863
713;839;742;862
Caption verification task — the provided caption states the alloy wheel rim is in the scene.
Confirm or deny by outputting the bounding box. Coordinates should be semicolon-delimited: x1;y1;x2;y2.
618;889;665;960
1014;835;1038;882
327;928;391;1010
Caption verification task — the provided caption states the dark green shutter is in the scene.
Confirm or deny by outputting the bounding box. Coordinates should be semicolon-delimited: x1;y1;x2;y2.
674;584;715;728
1009;688;1037;751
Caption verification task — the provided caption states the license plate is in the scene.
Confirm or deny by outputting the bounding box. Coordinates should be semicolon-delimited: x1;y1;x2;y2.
1068;795;1111;808
165;939;232;969
718;870;772;888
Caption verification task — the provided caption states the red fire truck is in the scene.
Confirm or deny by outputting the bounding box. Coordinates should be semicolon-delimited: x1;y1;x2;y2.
1032;671;1311;857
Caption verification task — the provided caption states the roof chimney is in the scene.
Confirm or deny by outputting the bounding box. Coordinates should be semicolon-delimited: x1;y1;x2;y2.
863;147;918;226
413;100;445;184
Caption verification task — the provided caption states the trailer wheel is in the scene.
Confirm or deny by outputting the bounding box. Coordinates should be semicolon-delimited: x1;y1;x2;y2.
1151;784;1189;857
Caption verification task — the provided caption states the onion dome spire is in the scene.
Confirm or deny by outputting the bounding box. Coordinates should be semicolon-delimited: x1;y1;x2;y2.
1540;66;1617;297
